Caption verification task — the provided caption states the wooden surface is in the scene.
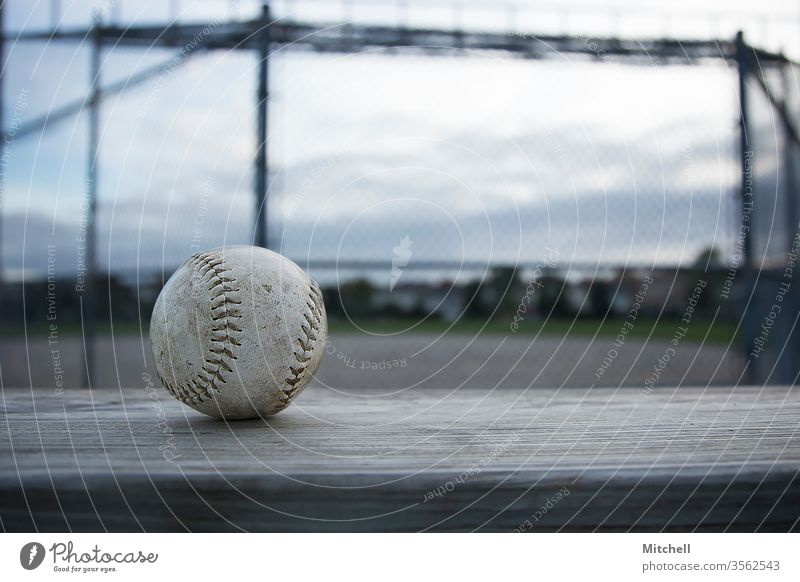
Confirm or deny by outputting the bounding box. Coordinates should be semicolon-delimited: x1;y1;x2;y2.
1;385;798;532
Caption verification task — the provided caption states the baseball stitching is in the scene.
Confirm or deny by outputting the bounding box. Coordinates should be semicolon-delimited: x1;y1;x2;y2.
159;250;243;406
275;280;323;410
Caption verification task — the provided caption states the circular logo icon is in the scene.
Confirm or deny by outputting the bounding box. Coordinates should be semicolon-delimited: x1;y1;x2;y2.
20;542;46;570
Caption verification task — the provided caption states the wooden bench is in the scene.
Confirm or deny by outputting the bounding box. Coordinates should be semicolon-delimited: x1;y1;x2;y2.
1;385;798;531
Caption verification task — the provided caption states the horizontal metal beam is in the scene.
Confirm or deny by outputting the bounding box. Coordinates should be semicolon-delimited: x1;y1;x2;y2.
8;19;794;65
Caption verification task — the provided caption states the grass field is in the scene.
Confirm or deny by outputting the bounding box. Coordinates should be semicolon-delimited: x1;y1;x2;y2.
329;317;740;345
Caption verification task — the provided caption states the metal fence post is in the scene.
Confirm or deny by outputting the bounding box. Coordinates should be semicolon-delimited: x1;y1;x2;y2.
82;15;101;388
782;58;798;273
736;31;756;383
0;2;5;323
781;57;800;384
254;2;270;249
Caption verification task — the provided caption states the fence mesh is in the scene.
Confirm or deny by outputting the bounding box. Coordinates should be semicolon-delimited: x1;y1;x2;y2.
742;54;800;384
268;55;741;284
1;14;799;388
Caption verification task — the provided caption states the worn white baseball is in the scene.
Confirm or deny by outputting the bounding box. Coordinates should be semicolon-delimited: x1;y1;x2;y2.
150;245;327;419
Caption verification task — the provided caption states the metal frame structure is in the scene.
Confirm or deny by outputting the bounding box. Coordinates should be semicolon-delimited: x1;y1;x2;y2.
0;1;797;386
736;32;800;384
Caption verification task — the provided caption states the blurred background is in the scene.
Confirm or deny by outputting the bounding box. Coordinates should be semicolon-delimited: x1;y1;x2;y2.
1;0;799;392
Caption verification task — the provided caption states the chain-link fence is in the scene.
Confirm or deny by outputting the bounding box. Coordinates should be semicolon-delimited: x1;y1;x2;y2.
1;2;798;388
269;53;741;285
739;40;800;385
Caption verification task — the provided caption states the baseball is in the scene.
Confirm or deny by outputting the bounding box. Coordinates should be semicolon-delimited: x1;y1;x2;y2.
150;245;327;419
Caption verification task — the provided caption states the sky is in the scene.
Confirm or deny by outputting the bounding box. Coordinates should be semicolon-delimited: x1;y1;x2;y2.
1;0;797;284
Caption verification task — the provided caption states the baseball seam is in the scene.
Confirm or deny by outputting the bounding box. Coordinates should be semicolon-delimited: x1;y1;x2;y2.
275;280;323;410
159;251;243;407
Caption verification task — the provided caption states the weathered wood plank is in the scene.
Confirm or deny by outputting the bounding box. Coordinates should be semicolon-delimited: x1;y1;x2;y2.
1;385;798;531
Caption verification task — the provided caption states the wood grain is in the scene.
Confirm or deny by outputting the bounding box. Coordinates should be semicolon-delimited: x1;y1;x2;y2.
1;385;798;531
